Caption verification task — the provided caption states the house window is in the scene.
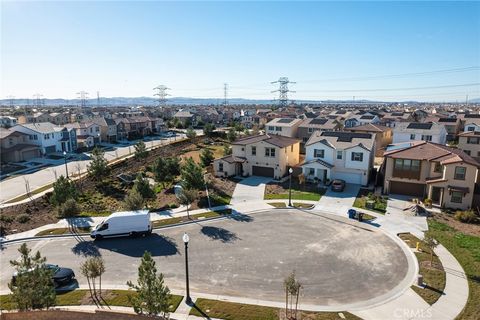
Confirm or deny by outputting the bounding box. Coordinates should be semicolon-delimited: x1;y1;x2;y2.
351;152;363;162
218;162;224;172
314;149;324;158
467;137;479;144
336;150;343;160
467;126;475;131
410;134;415;140
433;162;443;173
477;151;480;157
454;166;466;180
465;150;471;155
268;126;274;131
308;168;315;175
291;145;293;152
451;191;463;203
241;147;244;151
251;146;256;156
275;126;282;132
265;147;275;157
421;135;432;141
302;137;309;143
308;127;314;133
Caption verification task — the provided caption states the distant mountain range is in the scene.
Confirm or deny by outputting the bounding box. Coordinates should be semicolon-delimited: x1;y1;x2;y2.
1;96;478;106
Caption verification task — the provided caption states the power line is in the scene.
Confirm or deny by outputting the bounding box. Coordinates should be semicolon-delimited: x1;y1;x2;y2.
296;83;480;93
271;77;296;106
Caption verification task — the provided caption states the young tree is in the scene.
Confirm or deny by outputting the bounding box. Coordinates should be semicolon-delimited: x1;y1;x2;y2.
87;147;110;182
283;271;302;319
9;243;56;311
223;144;232;156
203;123;216;138
123;189;145;211
133;174;155;199
93;257;106;299
50;175;77;206
152;157;181;187
134;141;148;161
127;251;171;317
178;188;197;219
186;127;197;140
423;232;439;266
181;157;205;190
227;127;237;142
200;148;214;167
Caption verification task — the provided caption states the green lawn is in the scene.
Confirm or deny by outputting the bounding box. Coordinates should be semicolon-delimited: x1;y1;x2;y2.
152;209;232;228
35;227;91;236
264;189;325;201
0;290;183;313
426;219;480;319
399;233;446;305
353;189;387;214
190;298;361;320
268;202;314;209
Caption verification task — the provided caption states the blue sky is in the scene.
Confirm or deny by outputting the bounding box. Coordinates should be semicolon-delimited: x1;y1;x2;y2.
1;1;479;102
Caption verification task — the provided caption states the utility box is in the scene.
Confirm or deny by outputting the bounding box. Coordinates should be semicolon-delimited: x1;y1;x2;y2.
417;274;424;287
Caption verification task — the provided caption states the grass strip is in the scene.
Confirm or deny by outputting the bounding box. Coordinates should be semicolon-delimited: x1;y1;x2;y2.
152;209;232;228
35;227;92;236
264;189;324;201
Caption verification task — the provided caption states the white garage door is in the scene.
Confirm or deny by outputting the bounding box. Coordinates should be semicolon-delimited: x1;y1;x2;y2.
332;171;363;185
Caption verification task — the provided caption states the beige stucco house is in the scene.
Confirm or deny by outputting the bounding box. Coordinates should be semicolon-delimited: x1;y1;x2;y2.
457;131;480;162
265;118;303;138
213;134;300;179
383;141;479;210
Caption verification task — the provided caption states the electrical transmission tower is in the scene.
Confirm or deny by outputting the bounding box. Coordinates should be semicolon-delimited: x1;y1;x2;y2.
153;85;170;107
97;91;100;107
271;77;296;107
77;91;89;108
223;83;228;106
33;93;43;108
6;95;15;108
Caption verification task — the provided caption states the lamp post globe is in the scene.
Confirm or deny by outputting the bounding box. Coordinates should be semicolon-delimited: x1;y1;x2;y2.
63;151;69;179
183;232;192;305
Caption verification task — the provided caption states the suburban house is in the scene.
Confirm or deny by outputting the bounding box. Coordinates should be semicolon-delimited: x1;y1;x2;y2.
345;123;393;156
457;131;480;161
49;112;71;125
65;122;101;149
392;122;447;145
173;110;195;125
379;112;413;127
213;134;300;179
0;128;41;163
383;141;479;210
265;118;303;138
12;122;77;154
437;117;461;141
17;112;52;124
297;118;342;153
92;117;118;142
0;116;17;128
344;114;380;128
462;114;480;132
301;131;375;186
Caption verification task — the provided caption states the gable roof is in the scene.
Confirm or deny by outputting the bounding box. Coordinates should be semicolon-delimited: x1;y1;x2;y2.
18;122;57;133
384;141;480;167
232;134;300;148
345;123;391;133
306;131;375;151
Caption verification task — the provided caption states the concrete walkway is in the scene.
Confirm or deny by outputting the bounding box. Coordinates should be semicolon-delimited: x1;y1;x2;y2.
314;183;360;213
229;176;271;205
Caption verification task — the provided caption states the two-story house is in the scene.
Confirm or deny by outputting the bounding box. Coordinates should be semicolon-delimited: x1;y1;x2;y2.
392;122;447;145
92;117;118;142
344;114;380;128
462;114;480;132
301;131;375;185
0;128;41;163
457;131;480;162
12;122;76;154
437;117;461;142
213;134;300;179
296;118;342;153
0;116;17;128
265;118;303;138
345;123;393;156
383;141;479;209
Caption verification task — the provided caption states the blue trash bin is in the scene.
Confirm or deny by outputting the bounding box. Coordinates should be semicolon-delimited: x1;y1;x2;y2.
348;209;356;219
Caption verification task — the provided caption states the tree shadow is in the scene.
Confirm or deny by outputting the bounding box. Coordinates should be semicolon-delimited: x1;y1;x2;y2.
200;226;240;243
71;240;101;257
228;210;254;222
94;234;178;257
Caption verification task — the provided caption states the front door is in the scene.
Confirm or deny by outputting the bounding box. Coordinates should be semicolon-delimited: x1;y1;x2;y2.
431;187;442;205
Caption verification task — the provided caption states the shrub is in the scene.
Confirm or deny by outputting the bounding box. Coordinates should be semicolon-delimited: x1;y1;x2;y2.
0;214;14;223
123;189;145;211
454;210;478;224
57;199;81;218
17;214;30;224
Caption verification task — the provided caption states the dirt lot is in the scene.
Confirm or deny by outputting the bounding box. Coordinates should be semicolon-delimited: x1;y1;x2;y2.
431;211;480;237
0;137;235;236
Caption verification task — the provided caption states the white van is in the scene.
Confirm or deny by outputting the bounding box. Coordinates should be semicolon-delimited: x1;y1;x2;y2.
90;210;152;240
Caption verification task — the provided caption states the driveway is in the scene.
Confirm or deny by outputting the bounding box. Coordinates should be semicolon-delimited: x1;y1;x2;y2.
230;176;272;205
314;183;361;215
0;210;411;307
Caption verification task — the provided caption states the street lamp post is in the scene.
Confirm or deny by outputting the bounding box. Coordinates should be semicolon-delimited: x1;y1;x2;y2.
63;151;69;179
288;167;293;207
204;174;211;209
183;232;192;305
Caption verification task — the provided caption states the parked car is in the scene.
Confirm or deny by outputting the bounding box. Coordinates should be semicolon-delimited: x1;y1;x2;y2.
12;264;75;288
164;131;175;137
331;179;346;192
91;210;152;240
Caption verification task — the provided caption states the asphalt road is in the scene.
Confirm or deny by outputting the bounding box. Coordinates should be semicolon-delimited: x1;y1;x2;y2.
0;210;410;306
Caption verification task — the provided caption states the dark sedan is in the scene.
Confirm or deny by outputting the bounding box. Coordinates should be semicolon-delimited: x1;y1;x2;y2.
331;179;346;192
12;264;75;288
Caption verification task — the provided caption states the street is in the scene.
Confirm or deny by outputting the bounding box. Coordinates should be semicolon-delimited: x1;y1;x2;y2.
0;209;410;307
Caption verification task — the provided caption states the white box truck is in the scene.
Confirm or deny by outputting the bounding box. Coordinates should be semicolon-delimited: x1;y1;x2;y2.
90;210;152;240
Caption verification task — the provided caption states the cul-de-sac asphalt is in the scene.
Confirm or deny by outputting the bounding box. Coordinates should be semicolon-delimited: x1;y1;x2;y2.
0;209;410;307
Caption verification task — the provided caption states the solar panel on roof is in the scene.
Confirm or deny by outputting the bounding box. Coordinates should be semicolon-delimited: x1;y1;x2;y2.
391;112;404;116
310;118;328;125
336;110;346;114
407;123;433;130
465;114;480;118
277;118;295;123
321;131;372;140
438;118;457;122
360;115;375;120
